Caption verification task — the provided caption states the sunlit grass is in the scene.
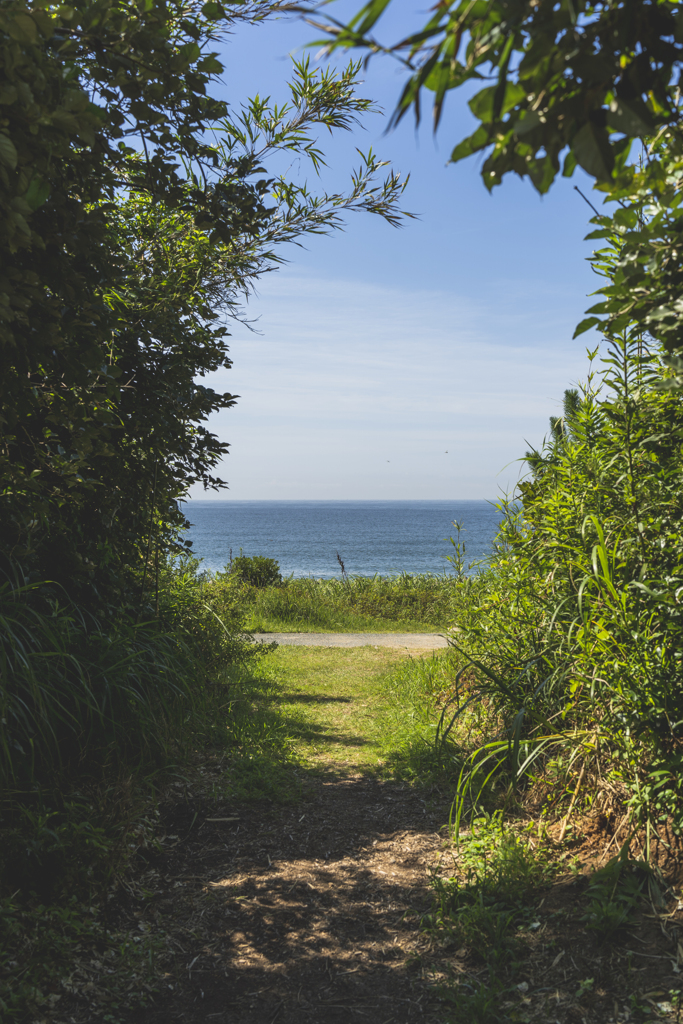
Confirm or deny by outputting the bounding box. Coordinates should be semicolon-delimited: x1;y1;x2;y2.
241;572;462;633
245;645;463;785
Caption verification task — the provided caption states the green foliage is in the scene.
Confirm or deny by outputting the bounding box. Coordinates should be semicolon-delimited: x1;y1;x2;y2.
430;816;550;934
426;815;552;1022
309;0;681;192
581;847;666;941
437;337;683;834
0;566;297;1020
0;564;193;787
377;651;465;783
574;127;683;360
155;554;267;668
0;553;271;792
242;571;464;632
0;1;409;598
229;554;283;588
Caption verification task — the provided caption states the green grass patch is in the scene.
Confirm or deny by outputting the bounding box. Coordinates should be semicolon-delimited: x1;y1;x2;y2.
253;645;410;769
377;650;465;784
241;573;462;632
207;660;304;803
238;644;464;786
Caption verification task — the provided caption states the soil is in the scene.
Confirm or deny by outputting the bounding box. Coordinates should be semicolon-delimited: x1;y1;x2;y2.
102;777;683;1024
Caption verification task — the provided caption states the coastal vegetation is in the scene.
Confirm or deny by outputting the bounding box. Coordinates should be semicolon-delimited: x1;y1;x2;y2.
238;571;463;632
0;1;408;1019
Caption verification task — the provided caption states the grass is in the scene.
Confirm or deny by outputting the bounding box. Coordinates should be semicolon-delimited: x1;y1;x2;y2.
255;645;415;769
233;644;464;784
240;573;462;633
425;814;557;1024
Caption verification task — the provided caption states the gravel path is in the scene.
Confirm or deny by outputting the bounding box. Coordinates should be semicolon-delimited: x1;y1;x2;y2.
251;632;449;650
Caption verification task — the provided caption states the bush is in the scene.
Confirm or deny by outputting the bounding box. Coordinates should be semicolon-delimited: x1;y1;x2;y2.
156;554;263;667
229;555;283;589
443;340;683;837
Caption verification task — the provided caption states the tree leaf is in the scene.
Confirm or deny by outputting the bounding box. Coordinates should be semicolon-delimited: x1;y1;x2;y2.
25;177;50;211
8;13;37;44
606;99;655;137
0;133;18;170
469;82;525;124
450;125;489;163
572;122;613;182
573;317;601;338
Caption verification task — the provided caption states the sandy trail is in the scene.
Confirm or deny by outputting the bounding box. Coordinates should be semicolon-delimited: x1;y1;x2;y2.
252;632;449;652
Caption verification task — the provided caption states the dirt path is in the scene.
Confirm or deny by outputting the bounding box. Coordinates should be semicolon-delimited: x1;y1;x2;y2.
125;772;449;1024
104;645;683;1024
252;632;449;653
115;645;452;1024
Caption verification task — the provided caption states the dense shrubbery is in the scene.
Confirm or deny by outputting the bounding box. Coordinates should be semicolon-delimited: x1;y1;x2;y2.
424;132;683;839
445;338;683;835
229;554;284;589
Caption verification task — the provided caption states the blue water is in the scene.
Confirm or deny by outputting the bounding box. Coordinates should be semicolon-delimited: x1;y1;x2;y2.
182;500;502;578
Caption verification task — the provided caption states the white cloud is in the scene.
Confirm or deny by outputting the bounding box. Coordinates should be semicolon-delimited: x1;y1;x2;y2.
190;270;592;500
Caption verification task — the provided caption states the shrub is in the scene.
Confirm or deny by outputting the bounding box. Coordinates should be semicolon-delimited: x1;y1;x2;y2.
229;555;283;589
443;340;683;838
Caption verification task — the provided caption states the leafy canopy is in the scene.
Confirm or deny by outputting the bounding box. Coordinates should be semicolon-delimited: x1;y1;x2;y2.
303;0;683;193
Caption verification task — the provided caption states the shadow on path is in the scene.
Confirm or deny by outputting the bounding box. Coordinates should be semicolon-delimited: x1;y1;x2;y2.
124;774;451;1024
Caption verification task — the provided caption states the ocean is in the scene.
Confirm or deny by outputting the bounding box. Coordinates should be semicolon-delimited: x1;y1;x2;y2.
183;500;502;578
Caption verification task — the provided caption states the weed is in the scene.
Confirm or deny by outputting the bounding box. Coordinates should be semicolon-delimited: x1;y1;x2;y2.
438;976;507;1024
581;846;655;941
576;977;595;1000
426;816;554;1021
435;338;683;842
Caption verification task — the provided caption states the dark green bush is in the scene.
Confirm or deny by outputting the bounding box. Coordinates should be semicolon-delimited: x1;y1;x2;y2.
229;554;283;588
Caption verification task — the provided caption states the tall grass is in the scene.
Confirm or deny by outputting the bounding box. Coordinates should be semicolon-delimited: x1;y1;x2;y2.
241;571;464;632
0;555;287;1020
376;650;466;783
1;568;185;786
0;557;265;790
0;552;271;904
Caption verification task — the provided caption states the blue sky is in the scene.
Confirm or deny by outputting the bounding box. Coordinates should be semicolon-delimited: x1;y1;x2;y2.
189;5;601;501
